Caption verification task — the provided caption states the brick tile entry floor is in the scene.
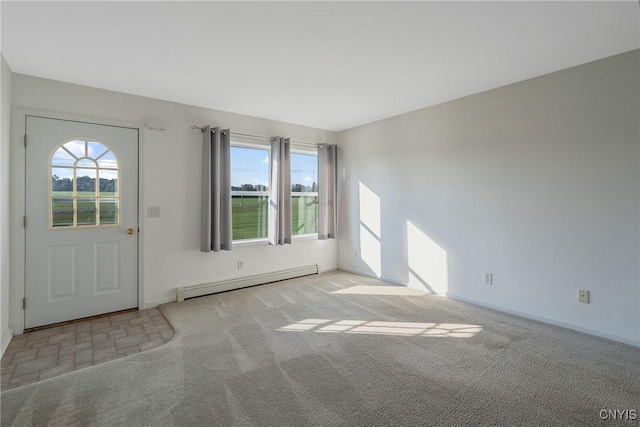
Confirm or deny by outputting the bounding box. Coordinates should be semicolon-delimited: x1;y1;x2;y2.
1;309;174;390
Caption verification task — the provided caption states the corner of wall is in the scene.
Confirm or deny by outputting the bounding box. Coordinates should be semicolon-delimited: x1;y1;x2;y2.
1;53;13;355
1;327;13;355
335;51;640;346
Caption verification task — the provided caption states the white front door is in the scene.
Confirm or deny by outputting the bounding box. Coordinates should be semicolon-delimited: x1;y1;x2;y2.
25;116;139;329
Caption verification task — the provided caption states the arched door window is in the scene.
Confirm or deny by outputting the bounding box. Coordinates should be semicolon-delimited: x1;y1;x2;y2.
50;139;120;228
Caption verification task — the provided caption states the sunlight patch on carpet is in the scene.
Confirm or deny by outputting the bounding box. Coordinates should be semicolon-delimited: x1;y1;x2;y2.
331;285;429;296
277;319;482;338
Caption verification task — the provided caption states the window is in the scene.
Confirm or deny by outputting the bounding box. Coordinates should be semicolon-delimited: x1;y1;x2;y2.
229;141;318;242
230;145;269;241
291;151;318;236
50;139;119;228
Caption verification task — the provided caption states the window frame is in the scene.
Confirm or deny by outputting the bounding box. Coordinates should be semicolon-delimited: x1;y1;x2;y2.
49;138;121;230
230;138;271;245
290;145;319;239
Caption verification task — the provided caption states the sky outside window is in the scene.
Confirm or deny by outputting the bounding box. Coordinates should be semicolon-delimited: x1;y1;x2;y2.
231;146;269;190
291;153;317;191
231;148;318;191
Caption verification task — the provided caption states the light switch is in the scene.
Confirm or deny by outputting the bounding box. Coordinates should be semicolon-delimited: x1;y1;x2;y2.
147;206;161;218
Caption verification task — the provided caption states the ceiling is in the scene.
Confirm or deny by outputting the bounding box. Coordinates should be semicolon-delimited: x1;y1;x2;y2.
2;1;638;132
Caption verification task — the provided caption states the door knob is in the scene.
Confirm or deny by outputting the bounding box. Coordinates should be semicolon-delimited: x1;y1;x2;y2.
127;228;136;235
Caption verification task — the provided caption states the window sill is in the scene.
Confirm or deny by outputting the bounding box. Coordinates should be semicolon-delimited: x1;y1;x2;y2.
232;234;318;248
232;238;270;248
292;234;318;241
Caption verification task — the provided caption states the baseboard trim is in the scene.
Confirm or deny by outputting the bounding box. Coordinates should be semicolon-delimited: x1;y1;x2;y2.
380;274;408;287
319;265;338;274
337;266;380;279
335;269;421;290
447;292;640;348
2;328;13;356
142;296;177;309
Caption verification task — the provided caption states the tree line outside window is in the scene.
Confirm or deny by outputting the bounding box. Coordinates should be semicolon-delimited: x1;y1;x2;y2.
52;175;118;193
230;182;317;193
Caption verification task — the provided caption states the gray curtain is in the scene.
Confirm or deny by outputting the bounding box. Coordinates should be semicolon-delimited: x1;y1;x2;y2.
201;126;232;252
269;137;292;245
318;144;338;240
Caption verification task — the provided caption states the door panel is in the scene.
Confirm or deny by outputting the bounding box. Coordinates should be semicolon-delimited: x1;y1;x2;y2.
95;241;120;293
25;116;139;328
48;245;77;300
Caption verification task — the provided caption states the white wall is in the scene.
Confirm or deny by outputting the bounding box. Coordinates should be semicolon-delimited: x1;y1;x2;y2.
10;75;337;333
1;54;12;354
338;50;640;346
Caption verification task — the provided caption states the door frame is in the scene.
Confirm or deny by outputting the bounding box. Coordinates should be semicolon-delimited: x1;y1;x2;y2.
10;108;147;335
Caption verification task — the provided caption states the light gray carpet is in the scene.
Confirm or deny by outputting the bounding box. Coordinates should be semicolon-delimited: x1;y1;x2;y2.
1;271;638;426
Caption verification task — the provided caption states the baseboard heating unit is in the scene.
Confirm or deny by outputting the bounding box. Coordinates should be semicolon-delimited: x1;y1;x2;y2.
176;264;319;302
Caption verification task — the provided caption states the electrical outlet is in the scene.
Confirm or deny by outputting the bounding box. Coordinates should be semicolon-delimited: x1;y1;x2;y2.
237;260;243;270
483;273;493;285
578;289;589;303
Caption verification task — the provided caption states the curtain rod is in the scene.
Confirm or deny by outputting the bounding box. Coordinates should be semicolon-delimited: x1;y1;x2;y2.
190;125;327;147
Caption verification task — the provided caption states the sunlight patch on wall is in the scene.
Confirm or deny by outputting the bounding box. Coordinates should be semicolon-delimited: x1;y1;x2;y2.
407;221;448;295
359;182;381;236
359;224;381;276
408;270;431;292
358;182;381;277
278;319;482;338
331;285;428;296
